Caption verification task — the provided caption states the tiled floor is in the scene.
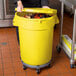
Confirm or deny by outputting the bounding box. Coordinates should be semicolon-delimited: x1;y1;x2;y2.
0;14;76;76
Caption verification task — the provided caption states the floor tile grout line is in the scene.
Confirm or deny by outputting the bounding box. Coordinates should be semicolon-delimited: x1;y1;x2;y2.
15;43;27;76
53;61;71;75
6;33;16;76
65;64;74;76
0;47;4;76
9;28;27;76
26;70;27;76
7;30;27;76
1;29;14;76
46;67;51;76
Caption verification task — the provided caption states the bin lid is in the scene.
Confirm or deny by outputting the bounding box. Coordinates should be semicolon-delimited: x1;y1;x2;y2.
15;8;57;14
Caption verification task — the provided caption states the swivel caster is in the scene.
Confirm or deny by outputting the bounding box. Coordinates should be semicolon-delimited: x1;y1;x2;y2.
23;65;27;70
54;25;57;29
69;13;73;18
56;45;61;53
70;64;74;68
36;69;40;74
48;64;51;68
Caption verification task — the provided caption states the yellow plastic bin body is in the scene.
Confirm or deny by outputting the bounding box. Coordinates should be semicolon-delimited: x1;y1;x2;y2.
13;8;59;66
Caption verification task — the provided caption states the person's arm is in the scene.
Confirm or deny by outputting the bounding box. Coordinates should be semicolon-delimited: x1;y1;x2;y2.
17;0;23;12
41;0;50;8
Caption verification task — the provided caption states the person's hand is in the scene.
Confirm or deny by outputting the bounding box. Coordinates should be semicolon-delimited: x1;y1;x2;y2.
17;1;23;12
42;6;50;9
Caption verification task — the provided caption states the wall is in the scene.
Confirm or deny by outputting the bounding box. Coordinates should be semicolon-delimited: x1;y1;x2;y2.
48;0;61;18
0;0;4;19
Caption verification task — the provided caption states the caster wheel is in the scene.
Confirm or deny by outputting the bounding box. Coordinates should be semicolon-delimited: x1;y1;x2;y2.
70;64;74;68
69;13;73;18
48;64;51;68
36;69;40;74
54;25;56;29
69;14;73;18
56;46;61;53
23;65;27;70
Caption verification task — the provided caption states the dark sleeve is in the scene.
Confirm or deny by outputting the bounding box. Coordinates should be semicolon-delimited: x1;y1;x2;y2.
14;0;18;2
14;0;17;4
14;0;21;4
41;0;48;6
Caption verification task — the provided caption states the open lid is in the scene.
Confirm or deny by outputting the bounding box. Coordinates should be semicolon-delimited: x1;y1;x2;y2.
15;8;57;14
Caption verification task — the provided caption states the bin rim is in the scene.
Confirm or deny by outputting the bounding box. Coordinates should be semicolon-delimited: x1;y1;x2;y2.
13;12;59;30
15;12;56;21
13;8;59;29
15;8;57;14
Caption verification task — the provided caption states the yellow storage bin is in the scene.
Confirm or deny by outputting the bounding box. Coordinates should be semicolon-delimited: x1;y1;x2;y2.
13;8;59;73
